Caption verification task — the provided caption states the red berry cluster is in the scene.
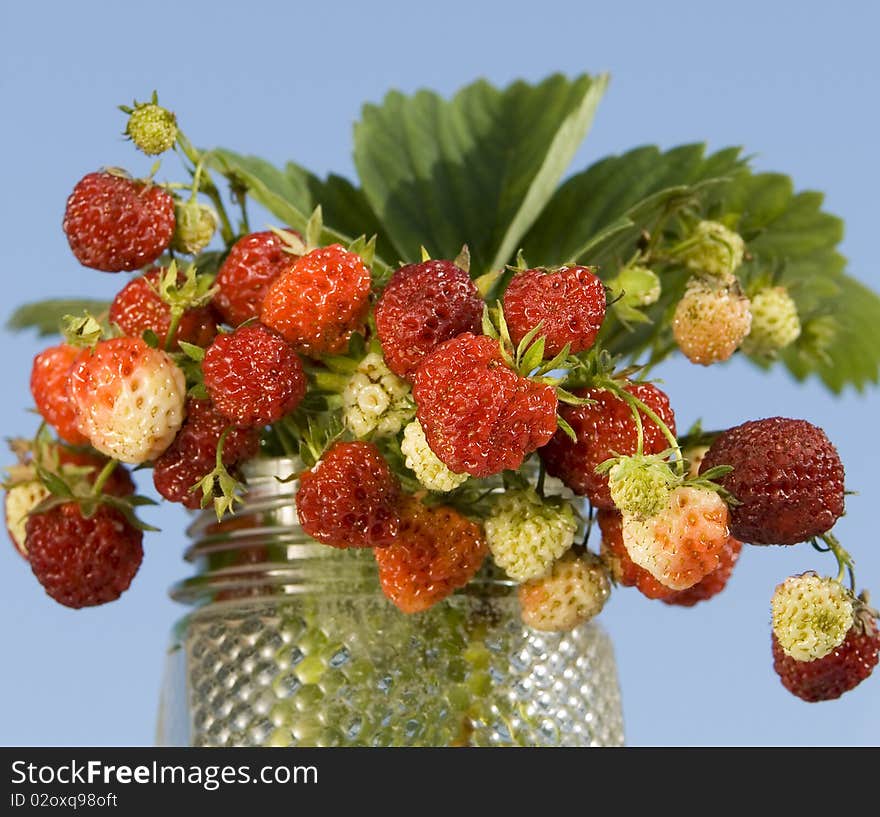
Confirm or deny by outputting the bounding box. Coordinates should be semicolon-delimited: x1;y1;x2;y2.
4;93;876;714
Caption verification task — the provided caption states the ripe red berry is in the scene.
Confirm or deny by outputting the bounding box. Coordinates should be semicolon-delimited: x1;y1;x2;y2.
25;503;143;608
700;417;845;545
30;344;89;445
152;398;260;509
772;619;880;702
62;171;174;272
503;266;606;356
540;383;676;508
202;323;306;428
412;333;558;478
109;268;217;349
598;509;674;600
374;260;483;379
374;496;487;613
662;534;742;607
261;244;372;356
296;441;401;548
213;230;299;327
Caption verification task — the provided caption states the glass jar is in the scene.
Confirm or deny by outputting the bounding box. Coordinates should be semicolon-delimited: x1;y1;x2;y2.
156;457;625;747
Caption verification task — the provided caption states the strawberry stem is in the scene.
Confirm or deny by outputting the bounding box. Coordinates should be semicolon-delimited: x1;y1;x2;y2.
175;132;235;245
819;532;856;592
164;308;183;352
90;459;119;497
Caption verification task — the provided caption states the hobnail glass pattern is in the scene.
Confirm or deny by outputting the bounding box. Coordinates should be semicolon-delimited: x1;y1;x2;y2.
156;458;625;747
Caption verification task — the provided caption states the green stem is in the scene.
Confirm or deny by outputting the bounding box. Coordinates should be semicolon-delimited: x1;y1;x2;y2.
91;459;119;496
175;132;235;245
820;532;856;592
164;308;183;353
536;459;546;498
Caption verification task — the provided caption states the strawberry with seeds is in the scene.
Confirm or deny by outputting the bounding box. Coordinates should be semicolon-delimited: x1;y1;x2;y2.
261;244;372;356
540;382;676;508
412;332;558;478
214;229;301;327
296;441;401;549
202;323;307;428
30;344;89;445
374;495;487;613
375;258;483;380
63;170;174;272
699;417;845;545
68;337;187;464
503;265;606;356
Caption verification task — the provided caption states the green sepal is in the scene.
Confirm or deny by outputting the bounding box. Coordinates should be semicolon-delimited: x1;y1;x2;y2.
556;415;577;443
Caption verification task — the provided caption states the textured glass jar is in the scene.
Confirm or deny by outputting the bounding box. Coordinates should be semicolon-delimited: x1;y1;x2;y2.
156;457;624;747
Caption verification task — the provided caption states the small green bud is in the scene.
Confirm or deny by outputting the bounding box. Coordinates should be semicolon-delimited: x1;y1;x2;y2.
741;286;801;357
124;100;178;156
679;220;745;278
171;199;218;255
611;264;661;308
605;454;680;519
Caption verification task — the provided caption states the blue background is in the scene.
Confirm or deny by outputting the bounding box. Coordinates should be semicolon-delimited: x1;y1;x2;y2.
1;0;878;746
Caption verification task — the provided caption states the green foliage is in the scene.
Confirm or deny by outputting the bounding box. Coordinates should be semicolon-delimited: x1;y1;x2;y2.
353;73;607;276
7;299;110;336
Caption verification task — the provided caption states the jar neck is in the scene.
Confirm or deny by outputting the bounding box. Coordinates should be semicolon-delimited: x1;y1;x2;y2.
170;457;523;606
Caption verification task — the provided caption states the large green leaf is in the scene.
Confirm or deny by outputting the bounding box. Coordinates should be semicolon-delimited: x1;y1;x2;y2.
718;172;880;391
7;299;110;336
353;73;607;275
521;143;745;268
206;150;394;272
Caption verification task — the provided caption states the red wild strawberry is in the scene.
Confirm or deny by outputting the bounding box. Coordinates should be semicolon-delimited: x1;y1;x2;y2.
540;383;676;508
503;266;606;356
68;337;187;464
62;171;174;272
374;495;487;613
25;503;143;608
296;441;401;548
110;268;217;350
30;344;89;445
261;244;372;356
374;259;483;380
152;398;260;509
5;449;135;559
662;534;742;607
772;619;880;702
597;509;673;600
213;230;300;327
700;417;845;545
202;323;306;428
412;333;558;478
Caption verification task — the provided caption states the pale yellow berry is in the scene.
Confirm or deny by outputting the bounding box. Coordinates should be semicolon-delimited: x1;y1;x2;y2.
519;551;610;632
741;286;801;357
400;419;468;492
343;353;414;438
606;455;679;519
5;481;50;556
673;277;752;365
485;488;577;581
771;573;853;662
680;220;745;277
125;102;178;156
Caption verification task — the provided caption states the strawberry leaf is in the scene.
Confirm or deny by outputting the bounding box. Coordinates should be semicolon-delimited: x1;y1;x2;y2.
7;299;110;336
353;74;607;276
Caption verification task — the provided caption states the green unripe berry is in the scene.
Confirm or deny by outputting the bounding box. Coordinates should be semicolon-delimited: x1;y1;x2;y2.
680;220;745;278
612;264;661;307
171;200;217;255
125;102;178;155
741;286;801;357
606;454;679;519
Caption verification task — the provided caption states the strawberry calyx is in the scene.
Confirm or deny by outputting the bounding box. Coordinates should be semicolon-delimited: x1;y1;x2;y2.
192;426;246;520
24;439;157;533
62;312;107;349
149;260;218;351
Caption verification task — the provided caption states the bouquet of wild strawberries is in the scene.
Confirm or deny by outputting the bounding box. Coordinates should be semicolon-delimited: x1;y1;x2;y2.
6;78;880;705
